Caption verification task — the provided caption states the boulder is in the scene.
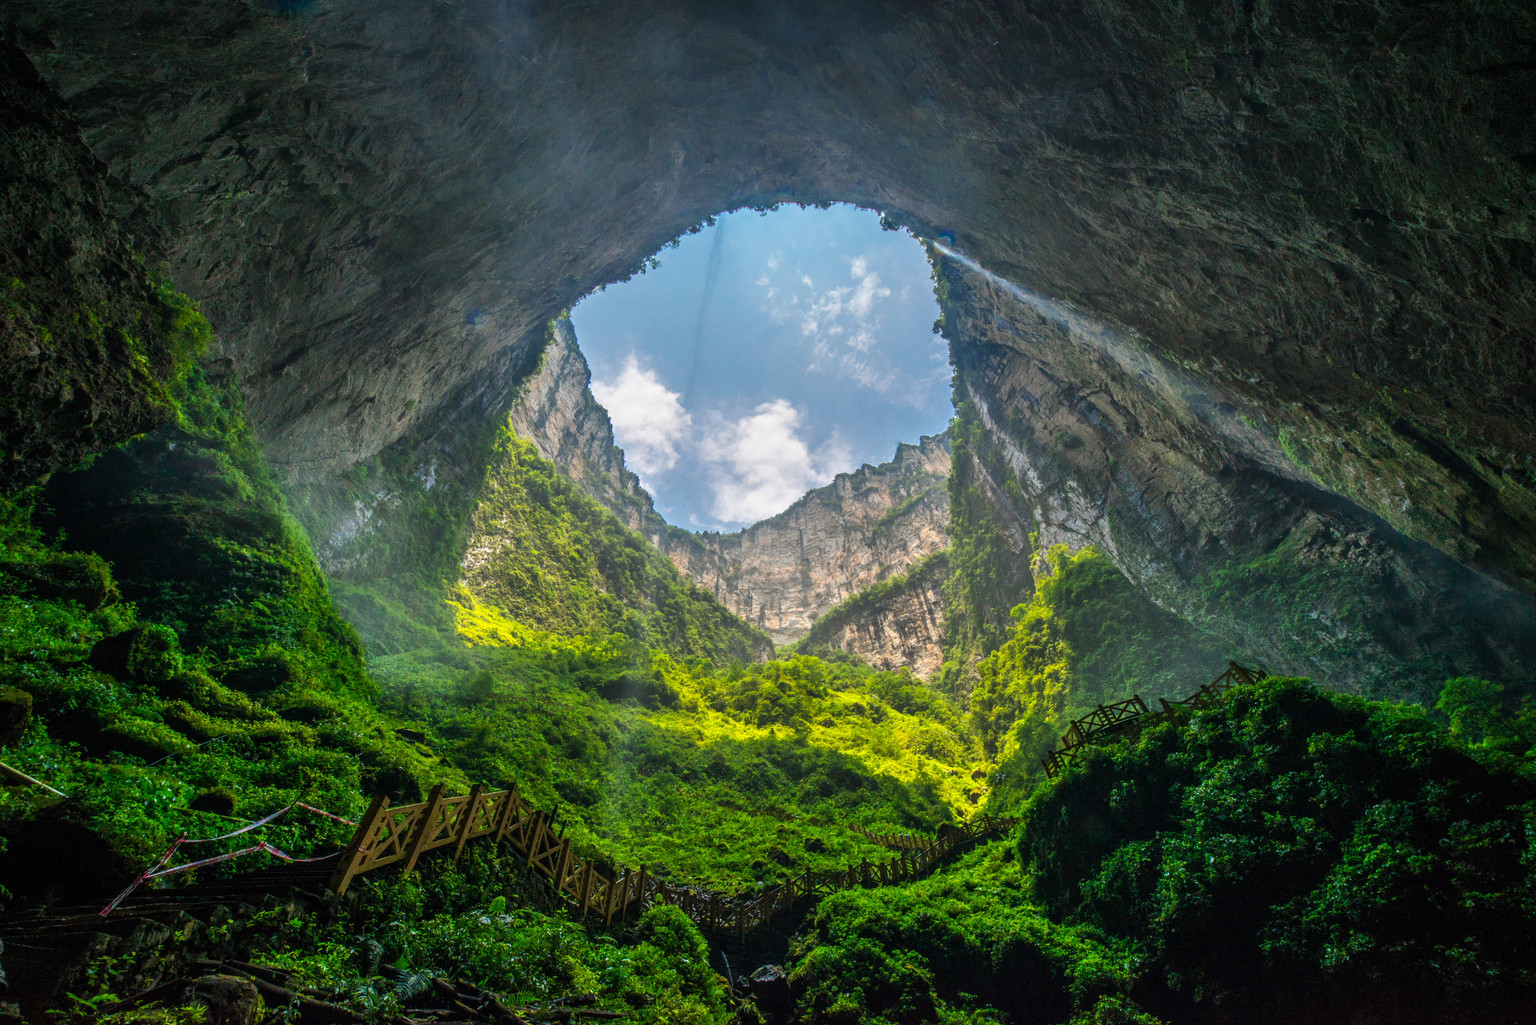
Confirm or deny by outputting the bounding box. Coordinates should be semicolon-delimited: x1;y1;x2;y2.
747;964;793;1025
186;974;263;1025
0;554;114;609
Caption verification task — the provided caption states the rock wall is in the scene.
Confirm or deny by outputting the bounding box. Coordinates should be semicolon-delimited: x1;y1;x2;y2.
0;40;199;486
940;255;1536;699
5;0;1532;604
505;318;656;531
649;437;952;649
800;553;951;679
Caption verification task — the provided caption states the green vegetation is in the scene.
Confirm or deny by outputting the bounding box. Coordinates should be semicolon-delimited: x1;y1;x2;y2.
870;484;943;539
968;545;1242;807
42;365;378;702
0;369;451;886
1188;514;1484;701
461;430;770;662
376;604;981;892
261;849;728;1025
937;397;1034;695
789;844;1146;1025
1017;676;1536;1023
0;357;795;1025
6;303;1535;1025
286;397;508;657
0;272;211;423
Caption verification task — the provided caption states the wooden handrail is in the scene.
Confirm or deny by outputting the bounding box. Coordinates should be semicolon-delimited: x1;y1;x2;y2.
1041;663;1265;778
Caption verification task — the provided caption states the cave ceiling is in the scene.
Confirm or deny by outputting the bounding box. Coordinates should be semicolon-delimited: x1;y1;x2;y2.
5;0;1534;594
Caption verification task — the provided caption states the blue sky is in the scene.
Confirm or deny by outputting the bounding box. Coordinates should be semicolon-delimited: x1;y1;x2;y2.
570;204;951;532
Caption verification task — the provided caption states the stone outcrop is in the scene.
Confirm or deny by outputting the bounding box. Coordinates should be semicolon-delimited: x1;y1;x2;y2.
648;436;951;649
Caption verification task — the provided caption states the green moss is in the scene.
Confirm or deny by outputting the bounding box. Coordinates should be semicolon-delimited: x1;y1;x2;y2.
0;370;461;874
42;365;375;700
0;272;211;422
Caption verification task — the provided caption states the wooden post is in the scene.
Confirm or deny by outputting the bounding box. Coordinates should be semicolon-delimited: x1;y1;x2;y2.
525;810;547;868
577;860;597;912
503;786;528;842
402;784;447;875
329;794;390;895
453;785;484;862
550;838;574;896
606;869;630;926
629;866;649;922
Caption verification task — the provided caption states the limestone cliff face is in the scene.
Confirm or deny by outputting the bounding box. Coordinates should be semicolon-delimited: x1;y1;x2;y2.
647;437;952;649
505;319;656;531
801;554;951;679
940;256;1536;700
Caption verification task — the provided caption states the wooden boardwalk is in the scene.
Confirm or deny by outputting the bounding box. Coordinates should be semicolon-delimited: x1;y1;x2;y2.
327;783;1016;938
1041;662;1262;777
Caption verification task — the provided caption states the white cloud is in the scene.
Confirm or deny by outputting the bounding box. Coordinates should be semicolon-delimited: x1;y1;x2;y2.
783;254;902;393
847;266;888;319
590;356;692;479
699;399;853;523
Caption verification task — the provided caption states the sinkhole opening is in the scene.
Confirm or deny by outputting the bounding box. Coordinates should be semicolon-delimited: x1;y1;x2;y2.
570;203;950;532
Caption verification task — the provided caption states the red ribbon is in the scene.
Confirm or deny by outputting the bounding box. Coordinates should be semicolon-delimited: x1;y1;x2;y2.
98;797;359;916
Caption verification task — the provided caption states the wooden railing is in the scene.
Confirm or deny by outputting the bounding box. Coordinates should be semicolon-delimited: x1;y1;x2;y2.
328;783;1016;938
849;814;1015;852
1041;662;1264;778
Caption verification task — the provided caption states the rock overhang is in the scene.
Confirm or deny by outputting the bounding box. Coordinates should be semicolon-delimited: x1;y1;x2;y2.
2;0;1532;593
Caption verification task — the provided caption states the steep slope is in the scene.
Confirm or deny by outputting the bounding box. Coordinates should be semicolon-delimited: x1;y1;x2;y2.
505;317;657;531
800;551;951;678
460;429;770;662
0;40;210;487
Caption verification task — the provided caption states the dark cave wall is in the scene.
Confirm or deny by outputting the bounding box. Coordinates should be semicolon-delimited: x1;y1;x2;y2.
1;0;1533;597
939;254;1536;699
0;39;208;486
